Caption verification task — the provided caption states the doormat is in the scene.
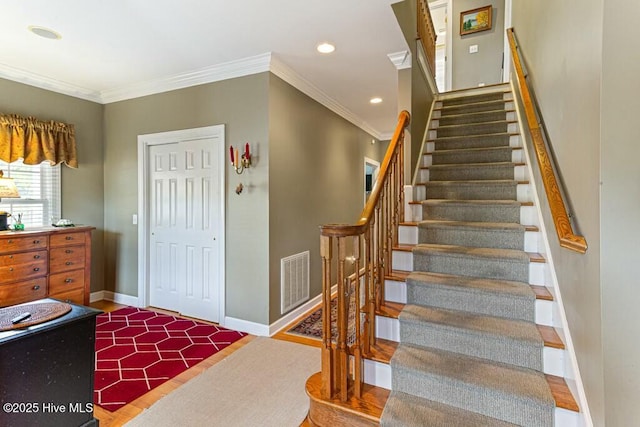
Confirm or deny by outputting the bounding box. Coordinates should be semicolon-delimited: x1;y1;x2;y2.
94;307;246;412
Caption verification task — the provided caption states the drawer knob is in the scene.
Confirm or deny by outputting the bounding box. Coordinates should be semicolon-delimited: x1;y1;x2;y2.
34;255;40;259
65;261;72;265
33;240;40;244
9;267;13;272
65;278;73;283
32;285;40;291
66;236;73;240
65;250;72;254
33;267;40;272
7;239;12;244
9;255;13;259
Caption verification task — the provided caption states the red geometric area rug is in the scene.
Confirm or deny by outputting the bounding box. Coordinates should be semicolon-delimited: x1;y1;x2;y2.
94;307;246;412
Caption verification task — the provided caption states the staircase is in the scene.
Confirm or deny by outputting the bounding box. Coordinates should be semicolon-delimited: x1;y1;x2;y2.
381;85;581;426
304;84;581;426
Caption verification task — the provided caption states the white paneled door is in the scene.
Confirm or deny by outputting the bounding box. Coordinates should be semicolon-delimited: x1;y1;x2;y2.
147;134;222;323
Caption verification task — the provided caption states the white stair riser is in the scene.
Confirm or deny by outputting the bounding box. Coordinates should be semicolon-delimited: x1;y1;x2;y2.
363;358;391;390
545;347;566;377
398;225;418;245
536;299;555;327
375;315;400;342
409;203;422;222
392;250;413;271
385;279;407;304
517;182;531;202
524;230;539;252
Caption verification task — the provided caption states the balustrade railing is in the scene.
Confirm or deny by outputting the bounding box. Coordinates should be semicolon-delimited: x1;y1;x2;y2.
417;0;437;78
319;110;410;401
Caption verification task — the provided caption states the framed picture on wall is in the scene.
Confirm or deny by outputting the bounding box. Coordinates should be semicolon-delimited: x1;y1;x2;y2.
460;5;492;36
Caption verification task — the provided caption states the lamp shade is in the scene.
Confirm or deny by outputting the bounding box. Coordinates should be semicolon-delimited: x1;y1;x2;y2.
0;171;20;199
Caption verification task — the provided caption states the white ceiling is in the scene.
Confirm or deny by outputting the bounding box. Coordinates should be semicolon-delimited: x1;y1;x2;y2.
0;0;410;139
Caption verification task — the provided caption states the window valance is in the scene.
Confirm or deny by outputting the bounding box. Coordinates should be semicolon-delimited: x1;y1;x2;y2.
0;114;78;168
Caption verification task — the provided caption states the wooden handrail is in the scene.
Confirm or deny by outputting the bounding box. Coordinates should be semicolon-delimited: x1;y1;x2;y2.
318;110;410;403
417;0;437;78
507;28;587;253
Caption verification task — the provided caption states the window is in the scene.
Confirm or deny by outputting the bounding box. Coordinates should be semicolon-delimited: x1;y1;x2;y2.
0;160;61;227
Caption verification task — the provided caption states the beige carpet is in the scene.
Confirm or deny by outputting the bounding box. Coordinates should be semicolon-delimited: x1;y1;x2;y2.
125;337;320;427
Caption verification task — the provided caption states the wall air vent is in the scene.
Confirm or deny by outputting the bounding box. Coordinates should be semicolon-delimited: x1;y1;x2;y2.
281;251;310;314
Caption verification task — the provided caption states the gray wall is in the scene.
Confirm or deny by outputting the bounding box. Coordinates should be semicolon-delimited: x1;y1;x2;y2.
267;74;385;323
600;1;640;425
511;0;615;424
103;73;271;324
0;78;105;293
452;0;505;89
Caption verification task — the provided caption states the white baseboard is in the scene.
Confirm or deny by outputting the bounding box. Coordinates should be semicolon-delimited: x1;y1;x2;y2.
224;316;270;336
90;290;140;307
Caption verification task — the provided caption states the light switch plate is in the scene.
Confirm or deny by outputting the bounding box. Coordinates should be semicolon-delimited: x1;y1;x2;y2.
469;45;479;53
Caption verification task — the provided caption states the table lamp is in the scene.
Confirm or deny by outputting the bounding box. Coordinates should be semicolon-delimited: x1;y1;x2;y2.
0;170;21;231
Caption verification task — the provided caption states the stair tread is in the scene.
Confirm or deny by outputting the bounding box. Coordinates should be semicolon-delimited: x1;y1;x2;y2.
407;271;535;300
435;119;516;130
366;338;397;364
417;199;534;207
546;374;580;412
422;179;519;186
531;285;554;300
537;325;565;349
418;219;526;232
386;270;410;281
414;243;531;262
428;131;518;142
400;304;543;345
376;301;404;319
426;161;521;169
427;146;520;155
382;391;518;427
392;343;555;405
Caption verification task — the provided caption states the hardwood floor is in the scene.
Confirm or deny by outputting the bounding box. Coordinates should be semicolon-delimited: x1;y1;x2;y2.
90;300;318;426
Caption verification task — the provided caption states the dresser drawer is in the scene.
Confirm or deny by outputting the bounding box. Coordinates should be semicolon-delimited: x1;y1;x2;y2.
50;231;86;248
50;288;85;305
49;246;86;274
0;277;47;307
49;269;84;294
0;235;48;253
0;251;48;284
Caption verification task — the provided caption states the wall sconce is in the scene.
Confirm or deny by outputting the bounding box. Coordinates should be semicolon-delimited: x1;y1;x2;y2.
229;143;252;174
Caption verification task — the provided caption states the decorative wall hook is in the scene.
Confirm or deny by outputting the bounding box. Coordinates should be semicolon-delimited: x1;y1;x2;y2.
229;143;252;174
235;183;244;195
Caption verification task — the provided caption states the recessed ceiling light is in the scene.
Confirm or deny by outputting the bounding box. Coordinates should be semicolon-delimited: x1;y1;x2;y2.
28;25;62;40
370;97;383;104
316;42;335;54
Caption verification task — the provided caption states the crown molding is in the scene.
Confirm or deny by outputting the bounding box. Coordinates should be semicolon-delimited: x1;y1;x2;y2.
0;53;387;139
0;63;102;103
387;51;412;70
99;53;273;103
269;56;383;139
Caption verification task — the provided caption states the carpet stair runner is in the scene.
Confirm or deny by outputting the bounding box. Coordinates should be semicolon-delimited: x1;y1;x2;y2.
374;87;574;426
303;86;579;426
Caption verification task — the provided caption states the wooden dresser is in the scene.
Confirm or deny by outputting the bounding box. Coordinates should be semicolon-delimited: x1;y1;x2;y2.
0;226;94;307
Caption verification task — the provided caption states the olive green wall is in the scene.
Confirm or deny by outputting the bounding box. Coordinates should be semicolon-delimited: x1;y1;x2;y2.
103;73;271;324
0;78;105;293
510;0;640;424
267;74;386;323
452;0;505;89
600;1;640;425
